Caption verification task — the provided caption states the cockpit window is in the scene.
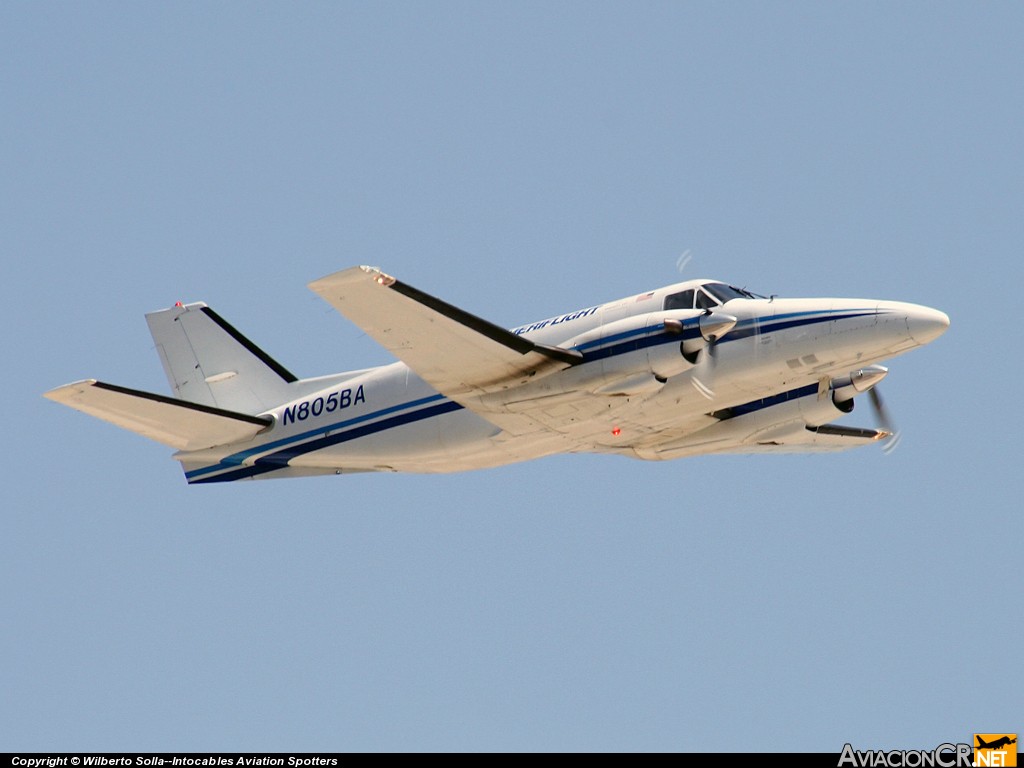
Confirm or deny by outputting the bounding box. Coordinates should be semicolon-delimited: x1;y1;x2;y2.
664;289;695;311
703;282;753;303
665;283;760;312
695;289;719;310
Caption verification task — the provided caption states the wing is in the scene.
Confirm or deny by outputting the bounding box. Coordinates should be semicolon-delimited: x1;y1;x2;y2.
44;380;272;451
309;266;582;398
639;422;888;459
709;425;888;454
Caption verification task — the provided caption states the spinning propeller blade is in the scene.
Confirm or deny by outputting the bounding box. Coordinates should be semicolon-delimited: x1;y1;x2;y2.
868;387;901;453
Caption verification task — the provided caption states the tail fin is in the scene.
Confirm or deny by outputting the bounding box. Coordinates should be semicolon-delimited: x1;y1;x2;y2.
146;302;298;414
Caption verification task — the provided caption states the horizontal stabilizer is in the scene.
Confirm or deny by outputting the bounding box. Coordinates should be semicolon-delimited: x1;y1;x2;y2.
308;266;582;399
44;380;272;451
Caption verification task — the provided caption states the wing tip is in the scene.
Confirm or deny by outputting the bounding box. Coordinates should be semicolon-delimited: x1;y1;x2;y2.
308;265;389;294
43;379;100;402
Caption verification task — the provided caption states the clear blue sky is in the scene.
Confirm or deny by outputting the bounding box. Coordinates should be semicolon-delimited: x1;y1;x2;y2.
3;1;1020;752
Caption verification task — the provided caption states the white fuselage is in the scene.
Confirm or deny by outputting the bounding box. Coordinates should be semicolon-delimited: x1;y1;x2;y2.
178;279;949;483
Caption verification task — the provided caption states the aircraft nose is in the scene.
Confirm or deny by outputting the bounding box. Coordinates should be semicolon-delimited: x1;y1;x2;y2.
905;304;950;345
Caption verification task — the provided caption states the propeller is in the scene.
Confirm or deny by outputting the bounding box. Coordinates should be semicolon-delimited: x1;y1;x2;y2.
690;343;717;400
686;312;737;401
868;386;901;454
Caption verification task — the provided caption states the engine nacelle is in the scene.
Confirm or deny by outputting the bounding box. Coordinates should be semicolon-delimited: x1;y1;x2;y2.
679;311;738;361
831;364;888;409
558;310;691;395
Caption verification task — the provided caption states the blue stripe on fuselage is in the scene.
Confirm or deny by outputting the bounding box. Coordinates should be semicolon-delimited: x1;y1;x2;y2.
575;309;877;362
187;307;878;481
715;383;821;419
185;393;451;480
189;399;464;483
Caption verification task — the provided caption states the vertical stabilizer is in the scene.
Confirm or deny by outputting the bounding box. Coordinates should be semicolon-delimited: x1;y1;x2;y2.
146;302;298;414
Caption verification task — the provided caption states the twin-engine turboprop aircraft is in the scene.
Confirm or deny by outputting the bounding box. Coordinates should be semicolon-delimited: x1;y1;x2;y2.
45;266;949;483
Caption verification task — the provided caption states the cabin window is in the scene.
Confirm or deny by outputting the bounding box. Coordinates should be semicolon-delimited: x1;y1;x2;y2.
664;290;694;311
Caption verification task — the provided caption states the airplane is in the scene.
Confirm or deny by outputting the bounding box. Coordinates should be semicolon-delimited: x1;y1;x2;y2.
44;266;949;483
976;736;1016;751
